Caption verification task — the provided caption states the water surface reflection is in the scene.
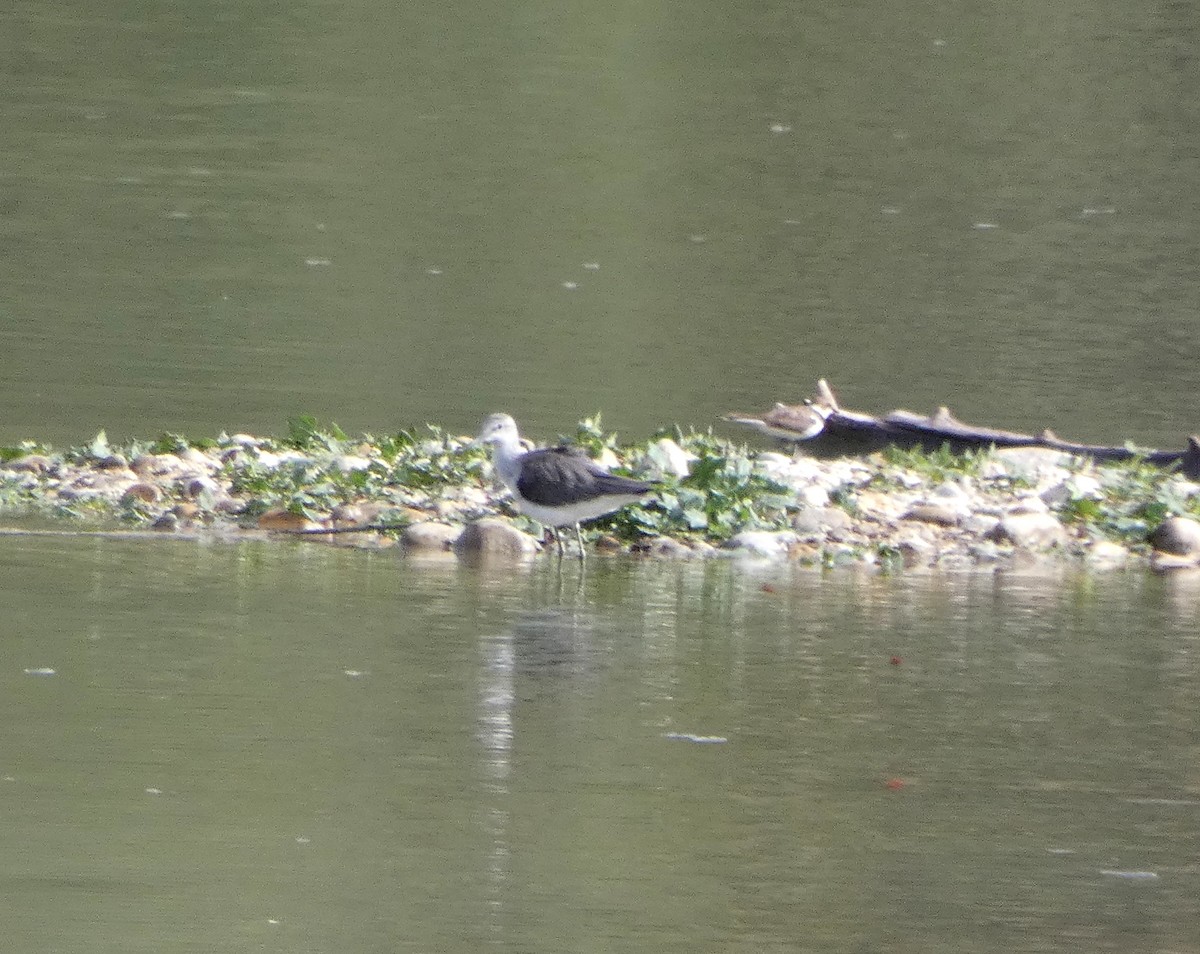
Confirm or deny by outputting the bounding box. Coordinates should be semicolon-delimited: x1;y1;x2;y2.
1;539;1197;951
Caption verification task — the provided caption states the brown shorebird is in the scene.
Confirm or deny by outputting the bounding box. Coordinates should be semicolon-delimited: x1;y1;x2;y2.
723;399;833;442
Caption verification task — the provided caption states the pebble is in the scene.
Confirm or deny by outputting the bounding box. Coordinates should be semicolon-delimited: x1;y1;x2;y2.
400;521;461;551
723;530;799;558
121;482;161;505
798;484;830;508
7;454;52;474
257;509;325;532
179;447;214;469
902;503;961;527
961;513;1001;536
453;518;539;559
791;508;828;536
1148;516;1200;557
1087;540;1130;566
1150;551;1200;572
1040;474;1103;508
896;535;938;568
646;438;693;479
988;512;1069;550
330;503;366;526
172;502;201;521
639;537;701;559
130;454;180;477
334;455;372;473
182;476;219;499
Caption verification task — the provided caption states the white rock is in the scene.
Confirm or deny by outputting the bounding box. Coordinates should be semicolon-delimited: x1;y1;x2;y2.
181;475;220;499
799;484;830;508
594;447;622;471
1040;474;1103;508
931;479;971;501
988;512;1068;549
722;531;798;558
453;518;539;559
401;522;462;551
1165;478;1200;500
180;447;216;469
641;537;702;559
979;459;1010;480
1087;540;1130;566
254;449;310;469
962;514;1001;537
646;438;694;479
1010;495;1049;515
334;455;372;473
1148;516;1200;557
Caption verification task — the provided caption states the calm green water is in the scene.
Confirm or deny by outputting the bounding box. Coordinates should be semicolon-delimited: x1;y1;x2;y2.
2;0;1199;448
2;536;1199;952
4;4;1200;949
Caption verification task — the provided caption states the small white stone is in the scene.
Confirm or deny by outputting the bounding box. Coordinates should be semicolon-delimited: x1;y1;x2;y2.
723;531;798;558
646;438;693;479
1088;541;1129;566
931;479;971;501
334;455;372;473
989;512;1067;549
799;484;830;508
1010;495;1049;515
1149;516;1200;557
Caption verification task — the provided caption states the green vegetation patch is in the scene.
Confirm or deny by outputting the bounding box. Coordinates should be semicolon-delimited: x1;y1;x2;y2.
1060;456;1200;544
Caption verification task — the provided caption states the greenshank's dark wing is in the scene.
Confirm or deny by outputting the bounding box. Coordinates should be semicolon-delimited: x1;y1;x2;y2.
516;447;650;508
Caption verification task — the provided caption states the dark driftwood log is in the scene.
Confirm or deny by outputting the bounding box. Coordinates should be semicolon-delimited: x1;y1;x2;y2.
726;380;1200;479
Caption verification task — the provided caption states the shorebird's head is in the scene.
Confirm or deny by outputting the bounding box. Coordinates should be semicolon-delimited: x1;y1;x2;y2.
470;412;521;449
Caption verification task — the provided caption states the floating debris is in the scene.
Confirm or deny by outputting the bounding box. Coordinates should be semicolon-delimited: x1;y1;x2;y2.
1124;797;1200;806
663;732;728;744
